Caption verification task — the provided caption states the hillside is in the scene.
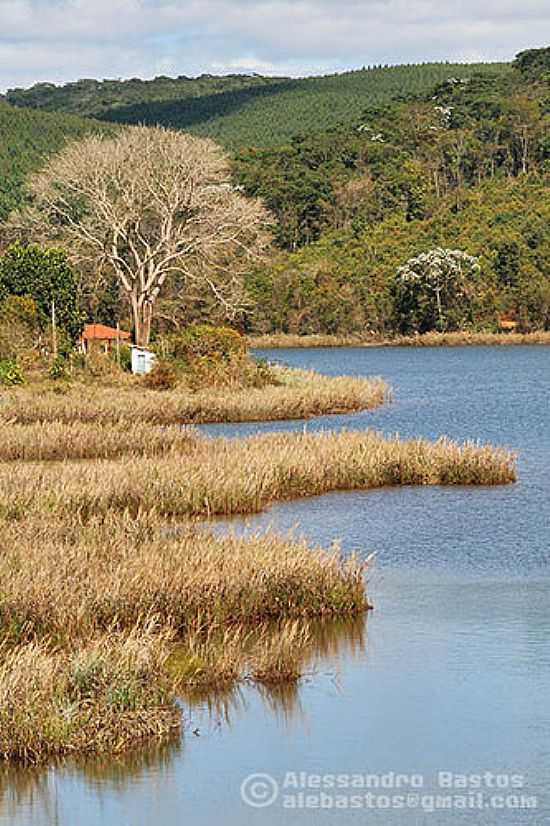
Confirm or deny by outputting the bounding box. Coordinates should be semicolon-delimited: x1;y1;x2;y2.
0;102;113;221
3;74;286;119
1;48;548;337
245;176;550;335
4;62;511;148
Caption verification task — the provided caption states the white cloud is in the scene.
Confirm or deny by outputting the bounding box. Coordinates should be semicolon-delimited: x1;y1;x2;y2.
0;0;548;91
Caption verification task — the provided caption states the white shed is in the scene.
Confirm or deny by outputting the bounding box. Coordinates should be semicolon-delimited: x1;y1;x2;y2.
131;346;156;375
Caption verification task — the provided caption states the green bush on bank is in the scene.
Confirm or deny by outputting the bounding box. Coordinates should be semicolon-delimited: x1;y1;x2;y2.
0;360;24;386
152;324;274;390
165;324;247;362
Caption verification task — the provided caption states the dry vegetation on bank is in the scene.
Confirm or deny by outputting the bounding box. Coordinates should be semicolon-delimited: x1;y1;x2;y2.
0;429;516;519
0;421;196;462
0;516;368;641
248;331;550;348
0;369;389;426
0;631;180;764
0;370;517;763
0;514;367;762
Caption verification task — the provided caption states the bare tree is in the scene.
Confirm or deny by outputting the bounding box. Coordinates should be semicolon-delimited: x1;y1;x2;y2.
15;126;269;345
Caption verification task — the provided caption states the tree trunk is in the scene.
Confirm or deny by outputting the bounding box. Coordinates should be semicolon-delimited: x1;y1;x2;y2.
131;294;155;347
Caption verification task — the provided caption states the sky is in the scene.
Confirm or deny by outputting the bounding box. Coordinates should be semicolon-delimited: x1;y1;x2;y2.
0;0;549;92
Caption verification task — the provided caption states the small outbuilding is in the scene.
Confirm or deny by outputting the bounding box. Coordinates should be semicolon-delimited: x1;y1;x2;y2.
497;315;519;332
131;345;156;375
81;323;131;353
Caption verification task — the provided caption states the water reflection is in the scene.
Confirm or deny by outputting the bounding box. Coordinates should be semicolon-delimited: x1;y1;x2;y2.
3;345;549;825
181;614;368;729
1;614;368;826
0;767;57;825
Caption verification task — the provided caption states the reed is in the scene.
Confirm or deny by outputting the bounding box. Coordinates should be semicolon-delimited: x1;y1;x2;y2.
0;421;196;462
248;331;550;348
0;369;389;426
0;630;180;764
0;515;368;643
387;331;550;347
248;333;371;348
0;430;516;521
0;513;368;762
249;621;312;685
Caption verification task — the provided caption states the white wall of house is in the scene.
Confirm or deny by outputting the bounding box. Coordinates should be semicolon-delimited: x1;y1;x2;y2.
131;346;156;375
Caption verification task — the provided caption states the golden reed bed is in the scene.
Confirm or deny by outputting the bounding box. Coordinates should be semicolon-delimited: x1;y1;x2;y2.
0;369;389;426
248;331;550;348
0;369;517;763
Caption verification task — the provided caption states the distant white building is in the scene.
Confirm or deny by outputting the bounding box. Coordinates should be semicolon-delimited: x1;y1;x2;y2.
131;346;156;375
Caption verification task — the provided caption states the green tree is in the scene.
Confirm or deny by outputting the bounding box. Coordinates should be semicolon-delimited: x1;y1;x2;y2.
0;243;83;341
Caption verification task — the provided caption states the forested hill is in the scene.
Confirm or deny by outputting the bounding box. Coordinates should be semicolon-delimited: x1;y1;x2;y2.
3;74;287;120
1;47;548;336
238;47;549;334
4;62;510;148
0;101;113;222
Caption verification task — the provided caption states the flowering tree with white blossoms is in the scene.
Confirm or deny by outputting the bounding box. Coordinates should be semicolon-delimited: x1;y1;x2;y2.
394;248;481;333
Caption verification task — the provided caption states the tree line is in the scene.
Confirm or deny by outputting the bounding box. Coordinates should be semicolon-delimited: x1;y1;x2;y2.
0;47;548;349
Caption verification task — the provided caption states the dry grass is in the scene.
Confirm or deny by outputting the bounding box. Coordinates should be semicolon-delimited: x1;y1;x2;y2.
248;333;371;348
0;367;518;763
0;368;389;425
249;621;312;685
0;630;180;764
0;515;368;642
0;513;368;763
0;430;516;521
248;331;550;348
385;331;550;347
0;421;196;462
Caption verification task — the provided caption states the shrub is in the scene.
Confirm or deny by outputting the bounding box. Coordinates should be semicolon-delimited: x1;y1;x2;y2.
0;295;40;362
0;244;84;342
118;344;132;372
169;325;247;363
49;355;68;381
142;360;178;391
0;360;24;386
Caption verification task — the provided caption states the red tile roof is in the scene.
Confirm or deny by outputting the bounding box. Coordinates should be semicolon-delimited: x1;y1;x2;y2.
82;324;131;341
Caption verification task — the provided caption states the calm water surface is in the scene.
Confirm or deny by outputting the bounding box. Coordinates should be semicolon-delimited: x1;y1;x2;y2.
2;346;549;825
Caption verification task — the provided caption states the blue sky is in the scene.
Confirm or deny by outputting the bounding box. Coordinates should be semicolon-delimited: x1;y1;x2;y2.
0;0;548;91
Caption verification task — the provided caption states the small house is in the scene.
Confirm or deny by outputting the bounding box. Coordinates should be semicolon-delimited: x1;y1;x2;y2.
81;324;131;353
497;315;519;333
131;345;156;375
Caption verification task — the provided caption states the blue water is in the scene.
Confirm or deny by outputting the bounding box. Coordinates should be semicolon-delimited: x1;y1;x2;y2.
2;346;549;825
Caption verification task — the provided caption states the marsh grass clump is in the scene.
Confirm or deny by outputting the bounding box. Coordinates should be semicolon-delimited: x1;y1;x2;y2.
0;515;369;763
0;632;180;764
0;421;197;462
250;621;312;685
248;331;550;348
0;368;389;425
169;626;251;690
388;331;550;347
0;517;369;642
0;430;515;521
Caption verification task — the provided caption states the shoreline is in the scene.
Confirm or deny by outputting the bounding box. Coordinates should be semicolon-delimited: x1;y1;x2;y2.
248;331;550;349
0;369;390;427
0;365;518;765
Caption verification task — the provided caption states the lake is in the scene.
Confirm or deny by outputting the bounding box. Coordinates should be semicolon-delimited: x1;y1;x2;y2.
2;345;549;825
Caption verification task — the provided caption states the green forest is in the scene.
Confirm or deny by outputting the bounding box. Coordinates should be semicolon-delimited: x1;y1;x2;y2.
4;61;511;148
0;47;548;336
0;102;113;221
